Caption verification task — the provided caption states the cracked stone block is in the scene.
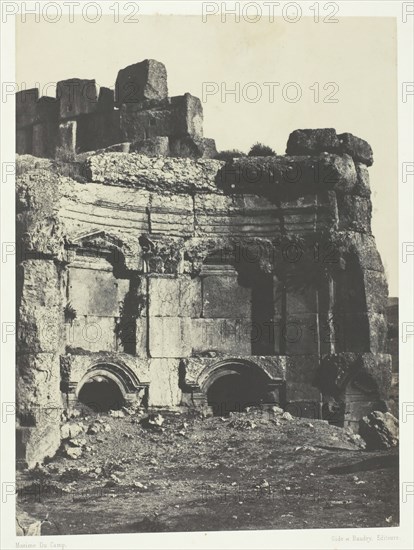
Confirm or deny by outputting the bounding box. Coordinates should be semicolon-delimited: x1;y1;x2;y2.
286;128;340;155
115;59;168;104
17;261;64;354
56;78;99;119
148;358;181;406
149;317;191;358
179;277;202;317
148;277;181;317
170;93;204;138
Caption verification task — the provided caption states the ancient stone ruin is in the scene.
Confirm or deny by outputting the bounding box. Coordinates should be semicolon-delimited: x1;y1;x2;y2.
16;59;216;160
16;60;391;469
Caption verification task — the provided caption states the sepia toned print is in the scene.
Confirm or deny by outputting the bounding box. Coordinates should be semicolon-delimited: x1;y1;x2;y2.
10;9;401;540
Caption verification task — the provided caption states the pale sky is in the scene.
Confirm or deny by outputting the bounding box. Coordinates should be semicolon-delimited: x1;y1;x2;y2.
16;15;398;295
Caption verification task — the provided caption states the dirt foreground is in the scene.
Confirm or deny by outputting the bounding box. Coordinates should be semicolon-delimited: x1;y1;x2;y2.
17;408;399;534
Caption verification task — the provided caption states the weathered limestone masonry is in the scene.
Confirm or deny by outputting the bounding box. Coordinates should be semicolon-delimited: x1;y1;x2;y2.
16;59;216;160
16;64;391;469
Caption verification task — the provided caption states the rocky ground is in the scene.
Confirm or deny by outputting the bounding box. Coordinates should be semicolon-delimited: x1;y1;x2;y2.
17;408;399;534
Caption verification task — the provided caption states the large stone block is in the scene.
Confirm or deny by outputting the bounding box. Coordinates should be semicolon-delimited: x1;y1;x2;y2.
286;129;373;166
86;152;223;193
68;266;129;317
75;110;122;153
149;193;194;236
17;422;61;470
115;59;168;104
16;353;62;420
337;195;372;233
179;277;202;317
286;128;340;155
285;356;321;401
32;123;48;158
16;127;33;155
148;358;181;406
16;350;62;468
202;274;251;319
149;317;191;358
118;103;171;142
284;314;319;355
346;233;384;272
148;277;180;317
218;154;357;196
169;136;217;159
67;315;117;353
367;312;388;353
97;87;114;112
191;318;252;355
17;261;64;354
170;93;203;138
16;168;65;258
16;88;39;128
338;133;373;166
56;78;98;119
363;270;388;313
131;136;170;157
354;162;371;197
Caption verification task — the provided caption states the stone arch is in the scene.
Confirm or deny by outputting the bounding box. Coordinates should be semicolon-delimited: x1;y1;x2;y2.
197;359;282;416
75;362;144;411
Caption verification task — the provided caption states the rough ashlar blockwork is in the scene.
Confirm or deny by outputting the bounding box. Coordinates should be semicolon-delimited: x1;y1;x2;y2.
15;61;391;468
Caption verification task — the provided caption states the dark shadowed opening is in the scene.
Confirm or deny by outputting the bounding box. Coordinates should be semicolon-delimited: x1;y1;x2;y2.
207;370;268;416
78;376;125;412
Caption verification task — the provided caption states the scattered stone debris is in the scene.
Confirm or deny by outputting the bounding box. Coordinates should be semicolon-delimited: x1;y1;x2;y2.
87;423;100;435
109;410;125;419
60;423;84;440
281;412;293;421
141;414;165;432
359;411;399;450
63;445;83;460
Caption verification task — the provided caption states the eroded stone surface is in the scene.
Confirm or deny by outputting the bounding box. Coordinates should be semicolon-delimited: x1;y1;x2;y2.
15;73;391;471
359;411;399;450
115;59;168;104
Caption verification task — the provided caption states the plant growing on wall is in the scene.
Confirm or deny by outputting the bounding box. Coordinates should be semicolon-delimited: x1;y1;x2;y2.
115;276;146;355
64;301;77;324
